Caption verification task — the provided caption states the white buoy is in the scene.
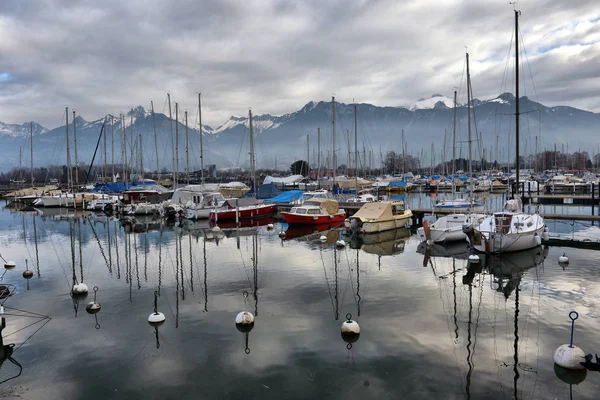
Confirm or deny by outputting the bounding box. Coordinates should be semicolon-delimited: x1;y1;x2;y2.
72;283;89;295
341;319;360;335
336;240;346;248
468;254;480;263
148;290;166;326
212;225;221;233
86;302;101;314
4;261;16;269
86;286;101;314
235;311;255;325
554;344;586;370
542;226;550;241
534;233;542;246
148;312;166;324
558;253;569;264
319;235;327;242
267;223;274;230
278;231;286;238
341;313;360;346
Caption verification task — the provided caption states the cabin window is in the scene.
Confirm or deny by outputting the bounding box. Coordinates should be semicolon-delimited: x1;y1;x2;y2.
307;209;321;215
296;208;307;214
290;207;298;213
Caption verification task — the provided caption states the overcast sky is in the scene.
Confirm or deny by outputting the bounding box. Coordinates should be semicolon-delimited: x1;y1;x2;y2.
1;0;599;129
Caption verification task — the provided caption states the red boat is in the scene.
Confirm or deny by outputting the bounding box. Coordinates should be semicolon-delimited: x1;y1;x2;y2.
209;198;277;221
281;198;346;225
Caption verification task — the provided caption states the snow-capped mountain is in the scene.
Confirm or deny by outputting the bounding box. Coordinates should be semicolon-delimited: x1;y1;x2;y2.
408;94;457;111
0;94;598;172
0;121;48;137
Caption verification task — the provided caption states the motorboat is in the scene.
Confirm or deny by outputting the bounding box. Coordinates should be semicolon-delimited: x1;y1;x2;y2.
345;200;412;234
209;198;276;221
281;198;346;225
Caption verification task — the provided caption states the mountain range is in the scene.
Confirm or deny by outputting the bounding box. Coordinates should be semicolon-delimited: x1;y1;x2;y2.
0;93;598;173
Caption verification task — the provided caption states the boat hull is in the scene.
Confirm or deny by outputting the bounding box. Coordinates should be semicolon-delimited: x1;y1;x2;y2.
281;212;346;225
209;204;277;221
347;213;413;234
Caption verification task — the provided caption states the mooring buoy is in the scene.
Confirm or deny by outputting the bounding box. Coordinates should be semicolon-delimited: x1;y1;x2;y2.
554;311;586;370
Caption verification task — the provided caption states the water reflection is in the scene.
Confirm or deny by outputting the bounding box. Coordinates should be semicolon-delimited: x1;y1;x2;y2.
1;208;600;398
349;227;411;256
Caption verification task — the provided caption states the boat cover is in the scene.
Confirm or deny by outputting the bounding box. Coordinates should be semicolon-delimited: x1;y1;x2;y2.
222;197;261;208
351;201;402;222
264;190;304;204
263;175;304;185
304;198;339;215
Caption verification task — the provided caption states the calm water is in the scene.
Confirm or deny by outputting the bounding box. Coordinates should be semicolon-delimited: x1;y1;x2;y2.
0;204;599;399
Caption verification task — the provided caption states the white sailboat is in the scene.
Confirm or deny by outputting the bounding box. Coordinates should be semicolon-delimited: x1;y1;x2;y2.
433;74;483;214
418;64;485;244
463;10;546;253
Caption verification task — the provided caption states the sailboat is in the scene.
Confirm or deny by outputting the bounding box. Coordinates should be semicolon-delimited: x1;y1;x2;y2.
433;59;484;215
418;61;486;244
463;10;546;253
209;109;277;221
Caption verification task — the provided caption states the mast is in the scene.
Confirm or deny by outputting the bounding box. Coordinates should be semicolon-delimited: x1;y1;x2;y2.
402;129;405;176
185;110;189;185
19;146;22;183
111;116;114;182
151;101;159;179
466;52;473;191
104;116;107;181
65;107;72;191
73;110;79;188
515;9;521;192
121;114;126;184
175;103;179;187
354;103;358;192
30;122;33;187
198;93;204;184
248;109;255;194
331;96;336;189
130;109;134;178
317;128;321;182
307;135;310;177
139;134;143;178
168;94;175;186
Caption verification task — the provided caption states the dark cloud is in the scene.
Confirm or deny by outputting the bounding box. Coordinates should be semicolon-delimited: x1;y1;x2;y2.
0;0;599;129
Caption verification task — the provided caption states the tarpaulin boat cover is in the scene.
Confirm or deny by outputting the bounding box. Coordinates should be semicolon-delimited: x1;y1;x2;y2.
351;201;404;222
264;190;304;204
222;198;261;208
244;183;282;199
91;180;157;194
303;198;339;215
263;175;304;185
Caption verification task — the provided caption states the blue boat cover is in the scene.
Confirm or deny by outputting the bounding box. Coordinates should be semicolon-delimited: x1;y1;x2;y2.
388;180;407;188
91;180;156;194
264;190;304;204
244;182;282;199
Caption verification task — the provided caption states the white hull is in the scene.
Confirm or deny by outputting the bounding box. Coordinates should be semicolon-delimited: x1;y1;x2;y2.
417;213;486;243
125;203;163;216
35;195;75;208
465;211;545;253
348;214;412;234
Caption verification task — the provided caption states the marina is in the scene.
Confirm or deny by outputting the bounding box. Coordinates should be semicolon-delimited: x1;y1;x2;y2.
0;202;599;398
1;1;600;398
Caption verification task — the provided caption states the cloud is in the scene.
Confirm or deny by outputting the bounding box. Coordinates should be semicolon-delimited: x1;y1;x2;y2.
0;0;599;129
